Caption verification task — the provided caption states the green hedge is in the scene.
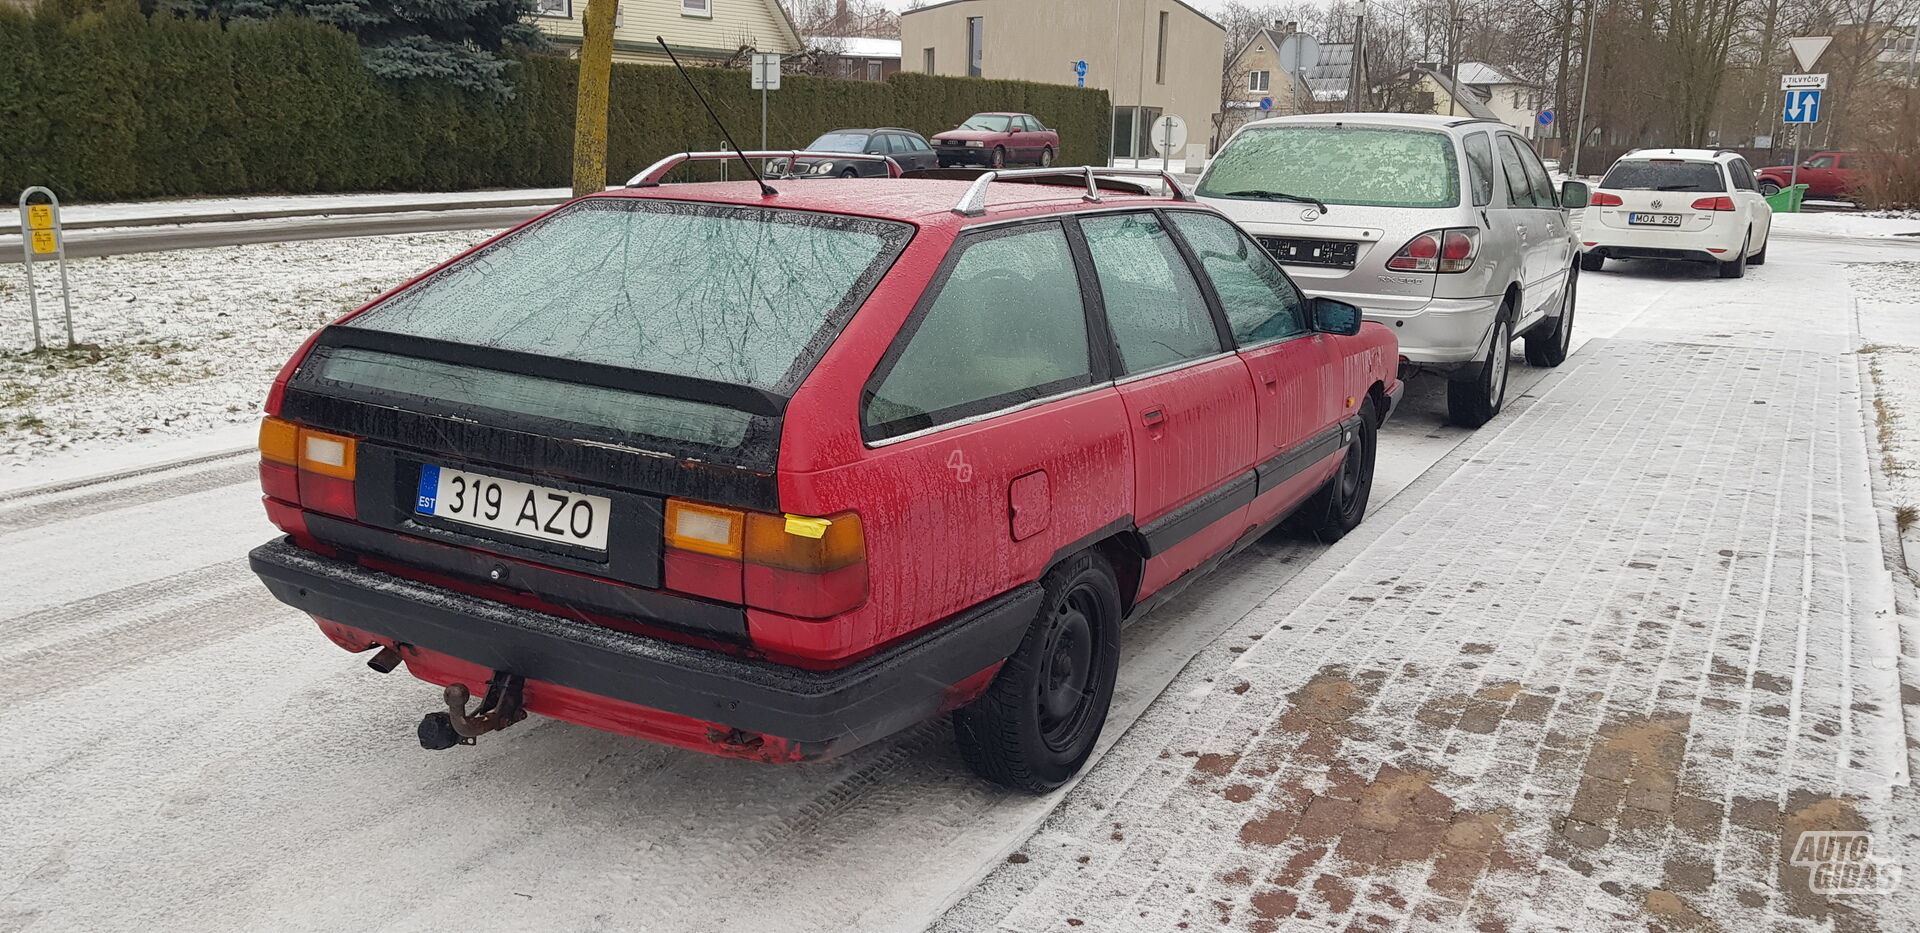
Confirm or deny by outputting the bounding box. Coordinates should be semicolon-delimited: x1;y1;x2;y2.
0;7;1112;202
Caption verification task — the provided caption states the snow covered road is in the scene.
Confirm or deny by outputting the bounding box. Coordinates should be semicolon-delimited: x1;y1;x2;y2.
3;234;1917;932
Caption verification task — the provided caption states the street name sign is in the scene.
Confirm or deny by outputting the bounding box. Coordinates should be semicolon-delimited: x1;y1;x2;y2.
1780;73;1828;90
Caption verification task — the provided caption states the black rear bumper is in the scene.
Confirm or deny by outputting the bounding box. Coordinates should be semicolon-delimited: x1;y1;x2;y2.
250;539;1040;747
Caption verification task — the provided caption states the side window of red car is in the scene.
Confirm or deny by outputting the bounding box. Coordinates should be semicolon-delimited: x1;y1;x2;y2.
863;223;1094;442
1079;212;1221;373
1166;211;1309;347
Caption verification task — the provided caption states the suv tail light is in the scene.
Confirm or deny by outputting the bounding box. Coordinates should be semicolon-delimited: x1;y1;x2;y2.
1590;192;1624;206
1691;196;1736;211
663;499;867;619
259;417;358;521
1386;227;1478;273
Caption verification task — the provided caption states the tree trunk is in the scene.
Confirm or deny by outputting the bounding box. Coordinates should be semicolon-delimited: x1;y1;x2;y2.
571;0;620;198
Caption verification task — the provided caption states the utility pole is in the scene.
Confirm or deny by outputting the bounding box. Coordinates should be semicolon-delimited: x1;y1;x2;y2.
1446;5;1464;116
1571;0;1597;177
571;0;621;197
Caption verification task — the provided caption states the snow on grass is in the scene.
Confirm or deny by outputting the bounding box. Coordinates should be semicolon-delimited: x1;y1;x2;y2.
1850;260;1920;556
0;231;489;467
1772;211;1920;238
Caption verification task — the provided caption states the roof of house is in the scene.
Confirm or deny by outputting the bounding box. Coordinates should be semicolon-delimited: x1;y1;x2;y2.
902;0;1224;31
813;37;902;59
1416;68;1499;120
1455;62;1522;87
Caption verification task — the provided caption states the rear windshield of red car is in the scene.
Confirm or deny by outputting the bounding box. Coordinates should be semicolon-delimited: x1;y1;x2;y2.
1599;160;1726;192
346;198;911;392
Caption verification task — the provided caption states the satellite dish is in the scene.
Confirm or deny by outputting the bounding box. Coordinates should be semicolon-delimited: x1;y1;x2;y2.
1275;34;1321;74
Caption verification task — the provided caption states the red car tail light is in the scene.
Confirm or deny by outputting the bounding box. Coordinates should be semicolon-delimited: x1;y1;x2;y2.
663;499;867;619
258;416;359;521
1691;196;1736;211
1387;228;1478;273
1590;192;1624;206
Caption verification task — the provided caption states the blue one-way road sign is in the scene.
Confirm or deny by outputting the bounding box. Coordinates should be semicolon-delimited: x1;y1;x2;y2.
1783;89;1821;124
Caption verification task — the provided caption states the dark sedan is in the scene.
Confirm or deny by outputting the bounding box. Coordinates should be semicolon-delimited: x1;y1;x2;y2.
770;128;939;178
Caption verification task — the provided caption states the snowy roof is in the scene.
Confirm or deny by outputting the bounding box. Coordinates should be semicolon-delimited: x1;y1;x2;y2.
812;37;901;59
1455;61;1521;87
1416;68;1499;119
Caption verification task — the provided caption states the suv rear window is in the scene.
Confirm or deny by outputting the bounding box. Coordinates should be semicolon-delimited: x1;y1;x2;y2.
347;198;911;392
1198;125;1461;208
1600;160;1727;192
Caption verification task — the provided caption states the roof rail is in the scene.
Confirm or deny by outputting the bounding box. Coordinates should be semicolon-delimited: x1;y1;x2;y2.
951;166;1196;217
626;151;903;187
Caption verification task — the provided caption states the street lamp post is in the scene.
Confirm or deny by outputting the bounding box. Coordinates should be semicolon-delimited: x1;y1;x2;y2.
1571;0;1597;177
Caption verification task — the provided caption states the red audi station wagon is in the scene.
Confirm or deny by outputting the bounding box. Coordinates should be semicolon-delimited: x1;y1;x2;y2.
249;163;1402;791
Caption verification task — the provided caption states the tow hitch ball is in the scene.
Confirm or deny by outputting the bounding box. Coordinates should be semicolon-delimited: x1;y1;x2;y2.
418;673;527;750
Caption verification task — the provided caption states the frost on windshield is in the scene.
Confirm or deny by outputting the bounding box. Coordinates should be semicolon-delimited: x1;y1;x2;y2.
1199;126;1461;209
347;200;908;391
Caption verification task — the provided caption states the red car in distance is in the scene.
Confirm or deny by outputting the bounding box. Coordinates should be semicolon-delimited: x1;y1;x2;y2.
933;112;1061;168
1756;151;1876;199
248;162;1401;791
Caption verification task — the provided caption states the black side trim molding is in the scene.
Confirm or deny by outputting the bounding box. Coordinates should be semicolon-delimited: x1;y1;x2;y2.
251;539;1040;748
1138;417;1357;559
1255;420;1351;499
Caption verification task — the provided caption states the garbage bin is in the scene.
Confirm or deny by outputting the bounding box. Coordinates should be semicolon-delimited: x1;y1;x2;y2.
1765;183;1808;213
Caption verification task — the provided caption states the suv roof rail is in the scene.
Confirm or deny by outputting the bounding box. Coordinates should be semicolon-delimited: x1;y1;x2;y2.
951;166;1195;217
626;151;903;187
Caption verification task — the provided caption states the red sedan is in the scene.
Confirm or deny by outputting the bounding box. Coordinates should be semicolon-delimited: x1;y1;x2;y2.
248;163;1401;791
933;112;1061;168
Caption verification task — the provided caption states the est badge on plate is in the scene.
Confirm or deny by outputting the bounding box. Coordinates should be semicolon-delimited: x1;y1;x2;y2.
415;464;611;551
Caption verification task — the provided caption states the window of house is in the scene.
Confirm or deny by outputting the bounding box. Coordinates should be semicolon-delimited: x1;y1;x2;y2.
923;47;935;73
1079;213;1219;374
535;0;570;17
681;0;711;17
967;16;983;77
1166;212;1307;346
862;224;1091;441
1156;11;1169;85
865;60;881;81
1249;70;1270;92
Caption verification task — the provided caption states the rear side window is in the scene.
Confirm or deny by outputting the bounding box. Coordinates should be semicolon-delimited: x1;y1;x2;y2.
348;200;909;392
1600;160;1727;192
1729;159;1758;191
1512;139;1557;207
1079;213;1219;373
863;223;1092;441
1496;136;1540;207
1167;211;1309;346
1464;132;1495;207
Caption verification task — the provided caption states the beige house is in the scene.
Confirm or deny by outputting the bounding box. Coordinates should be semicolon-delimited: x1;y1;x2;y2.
1402;63;1544;139
899;0;1226;161
533;0;802;65
1220;25;1367;139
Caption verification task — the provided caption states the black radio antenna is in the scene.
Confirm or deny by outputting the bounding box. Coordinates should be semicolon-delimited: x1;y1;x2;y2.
657;36;776;197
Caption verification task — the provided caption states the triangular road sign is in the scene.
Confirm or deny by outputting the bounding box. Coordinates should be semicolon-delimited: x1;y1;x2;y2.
1789;36;1832;71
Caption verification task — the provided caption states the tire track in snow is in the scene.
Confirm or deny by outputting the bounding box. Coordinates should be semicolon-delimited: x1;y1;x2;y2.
0;459;254;534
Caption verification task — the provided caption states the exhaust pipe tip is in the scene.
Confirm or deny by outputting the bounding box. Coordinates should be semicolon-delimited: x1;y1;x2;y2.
367;645;403;674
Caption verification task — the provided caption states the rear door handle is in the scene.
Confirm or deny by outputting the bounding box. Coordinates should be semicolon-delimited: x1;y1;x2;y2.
1259;370;1278;390
1141;406;1167;425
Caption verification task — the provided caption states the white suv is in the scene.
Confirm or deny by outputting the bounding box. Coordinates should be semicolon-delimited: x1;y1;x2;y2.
1579;149;1773;278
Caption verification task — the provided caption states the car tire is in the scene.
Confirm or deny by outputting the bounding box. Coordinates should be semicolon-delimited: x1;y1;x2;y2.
1579;251;1605;272
1524;268;1577;367
1298;397;1378;542
953;550;1122;793
1040;147;1054;167
1447;317;1510;429
1718;234;1749;279
1759;181;1782;197
991;147;1008;169
839;168;859;178
1749;235;1768;265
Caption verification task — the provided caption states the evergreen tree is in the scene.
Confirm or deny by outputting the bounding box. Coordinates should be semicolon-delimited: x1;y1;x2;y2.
153;0;546;98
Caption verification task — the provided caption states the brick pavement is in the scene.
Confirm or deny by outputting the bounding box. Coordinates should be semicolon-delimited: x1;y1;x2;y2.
933;339;1913;932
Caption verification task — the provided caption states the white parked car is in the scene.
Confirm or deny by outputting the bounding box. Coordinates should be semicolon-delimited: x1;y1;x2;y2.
1579;149;1773;279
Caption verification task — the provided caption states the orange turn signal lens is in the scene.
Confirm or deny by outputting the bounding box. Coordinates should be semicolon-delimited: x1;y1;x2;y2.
259;417;299;465
297;429;357;480
744;511;865;573
666;500;745;560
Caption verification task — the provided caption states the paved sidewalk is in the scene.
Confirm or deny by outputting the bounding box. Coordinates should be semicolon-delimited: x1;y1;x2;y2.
935;338;1913;932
